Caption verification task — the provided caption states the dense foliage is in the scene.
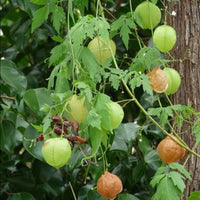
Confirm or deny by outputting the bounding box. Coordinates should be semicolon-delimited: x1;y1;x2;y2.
1;0;200;200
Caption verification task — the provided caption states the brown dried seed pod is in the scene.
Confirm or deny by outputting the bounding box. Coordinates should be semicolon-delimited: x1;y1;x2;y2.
157;134;186;164
147;66;168;93
97;171;123;200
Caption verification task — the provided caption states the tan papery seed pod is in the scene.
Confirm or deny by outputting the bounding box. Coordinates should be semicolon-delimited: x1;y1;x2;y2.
157;133;186;164
147;66;168;93
97;171;123;200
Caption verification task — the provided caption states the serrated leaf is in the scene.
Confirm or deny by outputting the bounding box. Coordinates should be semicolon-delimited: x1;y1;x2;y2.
111;15;137;49
169;171;185;192
51;6;66;33
49;43;69;66
73;82;93;102
152;176;181;200
130;47;162;72
129;72;153;95
31;5;50;32
86;109;101;129
150;174;165;188
120;23;131;49
109;74;120;90
169;163;191;180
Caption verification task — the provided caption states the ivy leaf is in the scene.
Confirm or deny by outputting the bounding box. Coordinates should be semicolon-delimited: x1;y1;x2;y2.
169;171;185;193
31;5;50;32
51;6;66;33
152;176;182;200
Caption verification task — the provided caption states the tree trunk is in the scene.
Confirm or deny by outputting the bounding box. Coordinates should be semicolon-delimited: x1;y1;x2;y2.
166;0;200;198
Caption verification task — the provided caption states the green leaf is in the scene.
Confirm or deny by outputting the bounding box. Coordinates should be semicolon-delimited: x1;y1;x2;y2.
49;43;69;66
23;125;44;161
169;171;185;192
192;117;200;146
87;190;105;200
94;93;111;130
0;59;27;93
51;6;66;33
8;192;36;200
23;88;53;115
0;120;20;154
109;74;121;90
169;163;191;180
86;109;101;130
150;174;165;188
138;134;152;156
144;149;161;170
31;0;47;5
110;123;139;152
129;72;153;96
75;0;88;15
111;15;137;49
88;127;103;158
31;5;50;32
68;0;75;23
130;47;163;72
152;176;182;200
186;191;200;200
118;193;140;200
81;47;102;82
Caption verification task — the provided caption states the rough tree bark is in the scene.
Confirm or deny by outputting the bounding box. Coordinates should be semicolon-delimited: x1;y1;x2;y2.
166;0;200;198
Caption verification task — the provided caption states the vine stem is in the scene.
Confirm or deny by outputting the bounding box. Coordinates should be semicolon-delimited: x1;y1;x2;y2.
69;182;77;200
0;96;15;101
108;39;200;160
121;77;200;159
